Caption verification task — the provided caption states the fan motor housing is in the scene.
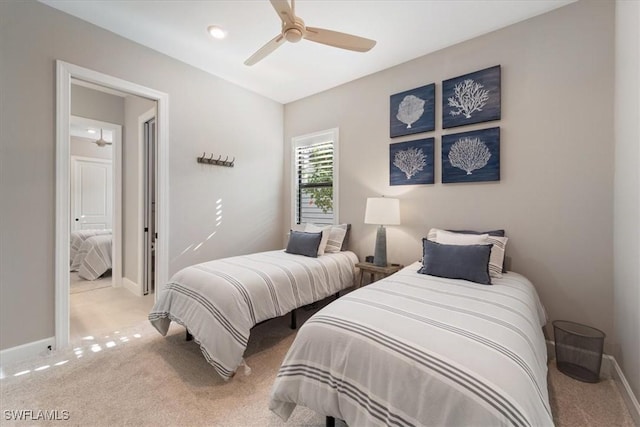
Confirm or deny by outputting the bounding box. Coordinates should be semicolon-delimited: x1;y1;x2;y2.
285;28;303;43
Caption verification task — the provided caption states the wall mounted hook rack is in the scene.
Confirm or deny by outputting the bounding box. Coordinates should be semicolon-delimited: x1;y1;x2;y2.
197;152;235;167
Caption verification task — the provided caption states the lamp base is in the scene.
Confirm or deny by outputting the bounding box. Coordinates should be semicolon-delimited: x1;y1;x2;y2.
373;225;387;267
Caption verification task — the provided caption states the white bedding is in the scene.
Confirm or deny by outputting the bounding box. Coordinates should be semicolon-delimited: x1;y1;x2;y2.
77;235;112;281
148;250;359;380
70;229;112;271
270;262;553;427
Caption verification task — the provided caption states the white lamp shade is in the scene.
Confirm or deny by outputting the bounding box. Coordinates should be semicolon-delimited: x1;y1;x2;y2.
364;197;400;225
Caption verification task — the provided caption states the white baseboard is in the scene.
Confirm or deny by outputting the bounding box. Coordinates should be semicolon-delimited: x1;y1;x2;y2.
122;277;142;296
607;355;640;425
547;340;639;422
0;337;55;376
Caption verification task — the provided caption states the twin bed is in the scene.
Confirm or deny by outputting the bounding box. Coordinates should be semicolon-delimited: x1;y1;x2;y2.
70;229;113;280
148;226;553;426
149;249;358;380
269;264;553;426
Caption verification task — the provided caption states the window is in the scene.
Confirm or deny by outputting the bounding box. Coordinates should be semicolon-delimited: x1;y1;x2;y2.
292;128;339;226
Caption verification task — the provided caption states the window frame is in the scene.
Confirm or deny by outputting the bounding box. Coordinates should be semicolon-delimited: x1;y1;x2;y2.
291;128;339;226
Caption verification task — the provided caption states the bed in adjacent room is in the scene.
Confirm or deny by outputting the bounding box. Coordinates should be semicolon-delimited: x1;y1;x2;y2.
149;224;358;380
70;229;112;269
269;229;554;426
72;234;113;281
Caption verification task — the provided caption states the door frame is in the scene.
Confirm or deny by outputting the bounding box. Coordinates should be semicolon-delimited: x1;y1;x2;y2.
55;60;170;350
138;108;157;297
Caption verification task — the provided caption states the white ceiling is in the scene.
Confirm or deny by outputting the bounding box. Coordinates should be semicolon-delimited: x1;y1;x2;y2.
40;0;574;104
69;124;113;143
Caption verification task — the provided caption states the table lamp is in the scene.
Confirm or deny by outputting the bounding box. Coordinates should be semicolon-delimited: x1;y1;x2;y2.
364;197;400;267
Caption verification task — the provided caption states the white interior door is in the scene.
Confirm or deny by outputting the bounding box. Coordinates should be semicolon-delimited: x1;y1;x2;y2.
71;157;113;230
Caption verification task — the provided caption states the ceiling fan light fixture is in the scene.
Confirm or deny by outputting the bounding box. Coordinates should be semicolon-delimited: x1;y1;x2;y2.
285;28;303;43
93;128;112;147
207;25;227;40
244;0;376;66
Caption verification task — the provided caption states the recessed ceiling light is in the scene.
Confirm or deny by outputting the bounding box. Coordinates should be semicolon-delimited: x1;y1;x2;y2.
87;129;96;134
208;25;227;40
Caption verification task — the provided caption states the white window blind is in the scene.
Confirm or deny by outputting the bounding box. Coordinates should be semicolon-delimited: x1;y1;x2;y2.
292;129;338;226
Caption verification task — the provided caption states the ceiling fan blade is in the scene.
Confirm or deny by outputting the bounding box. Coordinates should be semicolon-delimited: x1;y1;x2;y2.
304;26;376;52
244;34;286;66
270;0;295;26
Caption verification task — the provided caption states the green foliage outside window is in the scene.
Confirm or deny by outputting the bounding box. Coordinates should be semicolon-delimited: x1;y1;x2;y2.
305;185;333;214
302;146;333;214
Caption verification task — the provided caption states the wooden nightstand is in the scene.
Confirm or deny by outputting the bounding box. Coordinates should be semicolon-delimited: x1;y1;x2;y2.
355;262;403;288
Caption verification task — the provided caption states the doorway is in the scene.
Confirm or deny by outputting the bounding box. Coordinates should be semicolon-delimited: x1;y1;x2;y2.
55;60;170;350
68;115;122;289
67;114;122;335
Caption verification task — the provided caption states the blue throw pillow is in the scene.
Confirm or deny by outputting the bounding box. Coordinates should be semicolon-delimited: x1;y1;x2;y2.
285;230;322;258
418;239;493;285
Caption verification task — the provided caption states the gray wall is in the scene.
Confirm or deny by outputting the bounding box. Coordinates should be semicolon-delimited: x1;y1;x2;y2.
0;0;284;350
283;1;616;347
71;84;124;125
613;0;640;400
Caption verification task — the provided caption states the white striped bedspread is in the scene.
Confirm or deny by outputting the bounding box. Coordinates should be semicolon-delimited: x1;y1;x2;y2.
70;229;112;270
148;250;359;380
270;262;554;427
76;235;112;281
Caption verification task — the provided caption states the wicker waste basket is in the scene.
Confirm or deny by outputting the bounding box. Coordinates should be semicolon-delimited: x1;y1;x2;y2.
553;320;605;383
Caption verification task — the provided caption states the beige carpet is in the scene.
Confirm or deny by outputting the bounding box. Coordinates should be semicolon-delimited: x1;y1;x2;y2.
1;307;635;426
69;271;112;294
69;282;155;343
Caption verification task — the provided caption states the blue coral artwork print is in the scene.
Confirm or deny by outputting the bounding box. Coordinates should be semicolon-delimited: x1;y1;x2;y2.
442;127;500;183
442;65;501;129
390;138;434;186
390;83;435;138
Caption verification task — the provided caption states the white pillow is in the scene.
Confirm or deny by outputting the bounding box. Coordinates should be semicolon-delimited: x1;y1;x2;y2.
305;224;331;255
436;229;488;245
485;235;508;278
324;224;349;253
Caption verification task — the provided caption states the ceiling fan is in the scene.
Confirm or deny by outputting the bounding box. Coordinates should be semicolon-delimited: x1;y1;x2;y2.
92;129;112;147
245;0;376;66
